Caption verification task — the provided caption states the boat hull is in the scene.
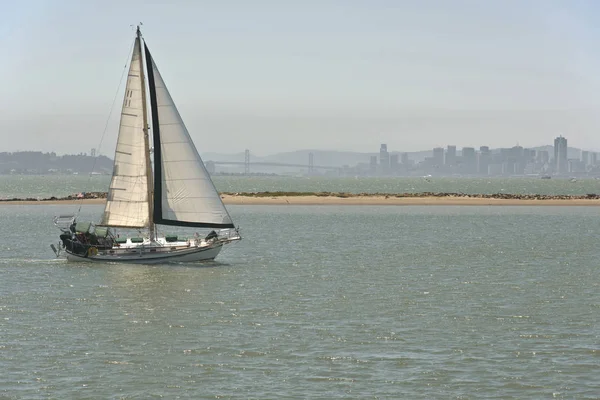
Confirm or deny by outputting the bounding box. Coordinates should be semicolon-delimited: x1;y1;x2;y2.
65;243;223;264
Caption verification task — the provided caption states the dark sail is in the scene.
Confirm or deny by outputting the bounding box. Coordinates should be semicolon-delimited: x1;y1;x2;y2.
143;42;235;229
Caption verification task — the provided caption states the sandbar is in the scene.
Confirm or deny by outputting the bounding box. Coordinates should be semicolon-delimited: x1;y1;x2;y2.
219;195;600;206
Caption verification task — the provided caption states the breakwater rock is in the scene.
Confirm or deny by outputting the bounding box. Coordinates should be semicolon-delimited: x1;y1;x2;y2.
221;191;600;200
0;192;107;202
2;191;600;202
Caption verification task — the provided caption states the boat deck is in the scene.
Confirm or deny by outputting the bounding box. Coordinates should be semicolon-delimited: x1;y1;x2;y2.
98;237;211;256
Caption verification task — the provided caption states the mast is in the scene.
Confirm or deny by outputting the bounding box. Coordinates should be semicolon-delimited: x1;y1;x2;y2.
136;26;155;240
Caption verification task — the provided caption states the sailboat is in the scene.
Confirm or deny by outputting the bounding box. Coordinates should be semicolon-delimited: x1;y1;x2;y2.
52;26;241;263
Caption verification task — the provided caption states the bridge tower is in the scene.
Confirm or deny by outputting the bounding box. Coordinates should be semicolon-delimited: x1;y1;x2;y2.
244;149;250;175
308;152;314;175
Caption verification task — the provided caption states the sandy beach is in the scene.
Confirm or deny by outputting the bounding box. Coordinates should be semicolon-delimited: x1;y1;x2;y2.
3;195;600;206
219;195;600;206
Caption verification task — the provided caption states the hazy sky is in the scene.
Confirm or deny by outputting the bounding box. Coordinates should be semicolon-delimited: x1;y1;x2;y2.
2;0;600;156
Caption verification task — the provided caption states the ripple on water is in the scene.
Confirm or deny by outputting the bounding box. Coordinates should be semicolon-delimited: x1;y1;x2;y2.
1;204;600;397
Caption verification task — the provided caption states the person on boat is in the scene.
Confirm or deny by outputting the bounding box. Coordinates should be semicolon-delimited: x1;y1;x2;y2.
205;230;218;240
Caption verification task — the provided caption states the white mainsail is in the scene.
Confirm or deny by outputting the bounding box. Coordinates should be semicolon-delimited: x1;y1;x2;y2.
101;39;150;228
146;49;234;228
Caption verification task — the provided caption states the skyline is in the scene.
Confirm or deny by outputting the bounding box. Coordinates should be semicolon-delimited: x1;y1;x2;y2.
2;135;595;159
3;1;600;154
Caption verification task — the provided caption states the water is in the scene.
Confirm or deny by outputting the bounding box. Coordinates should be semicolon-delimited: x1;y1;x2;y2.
1;203;599;398
2;175;600;199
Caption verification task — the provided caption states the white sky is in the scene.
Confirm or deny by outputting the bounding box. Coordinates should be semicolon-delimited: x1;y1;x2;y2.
2;0;600;155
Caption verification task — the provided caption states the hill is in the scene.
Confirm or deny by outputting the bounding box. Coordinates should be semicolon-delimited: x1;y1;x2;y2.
0;152;113;174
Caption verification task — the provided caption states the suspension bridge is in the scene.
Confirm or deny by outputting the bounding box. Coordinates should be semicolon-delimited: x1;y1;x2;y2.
205;150;339;174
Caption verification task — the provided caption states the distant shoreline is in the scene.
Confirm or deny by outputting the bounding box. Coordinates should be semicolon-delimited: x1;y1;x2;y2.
2;192;600;206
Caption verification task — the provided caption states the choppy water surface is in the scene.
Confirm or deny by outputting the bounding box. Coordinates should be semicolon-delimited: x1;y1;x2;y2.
1;204;599;398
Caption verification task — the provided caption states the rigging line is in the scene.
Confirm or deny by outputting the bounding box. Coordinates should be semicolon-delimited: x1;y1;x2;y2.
76;36;136;217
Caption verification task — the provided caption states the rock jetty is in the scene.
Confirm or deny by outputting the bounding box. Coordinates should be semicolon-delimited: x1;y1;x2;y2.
1;191;600;202
220;191;600;200
0;192;107;202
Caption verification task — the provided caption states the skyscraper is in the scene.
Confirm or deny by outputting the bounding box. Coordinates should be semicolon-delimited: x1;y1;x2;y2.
478;146;491;174
554;136;568;174
390;154;399;171
379;144;389;173
536;150;549;164
581;150;589;166
462;147;476;174
432;147;444;166
445;145;456;166
369;155;377;175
